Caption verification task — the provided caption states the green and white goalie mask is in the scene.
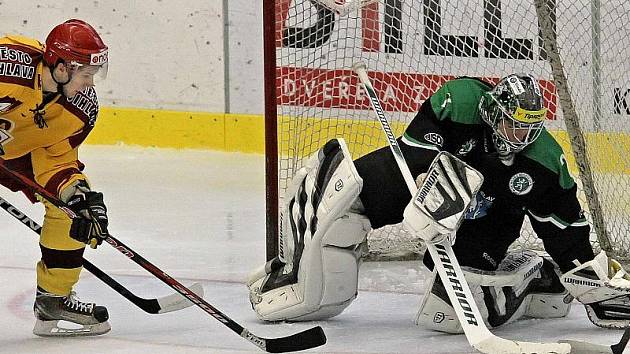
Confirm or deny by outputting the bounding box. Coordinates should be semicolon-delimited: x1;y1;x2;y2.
479;74;547;159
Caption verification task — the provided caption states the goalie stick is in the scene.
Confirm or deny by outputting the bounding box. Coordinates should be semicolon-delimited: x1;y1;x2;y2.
561;326;630;354
353;61;627;354
0;162;326;353
611;327;630;354
0;195;203;314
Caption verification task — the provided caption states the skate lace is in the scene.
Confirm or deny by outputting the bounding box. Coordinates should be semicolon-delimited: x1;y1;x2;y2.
64;291;94;314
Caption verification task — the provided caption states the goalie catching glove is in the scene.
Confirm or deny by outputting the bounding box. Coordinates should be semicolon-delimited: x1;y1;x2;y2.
402;152;483;245
61;180;110;249
562;250;630;329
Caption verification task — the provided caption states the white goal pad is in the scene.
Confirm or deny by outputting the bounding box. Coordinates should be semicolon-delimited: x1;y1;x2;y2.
416;250;570;333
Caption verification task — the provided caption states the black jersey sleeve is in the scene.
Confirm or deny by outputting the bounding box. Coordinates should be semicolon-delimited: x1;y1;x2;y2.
354;100;440;228
526;179;594;273
399;99;443;176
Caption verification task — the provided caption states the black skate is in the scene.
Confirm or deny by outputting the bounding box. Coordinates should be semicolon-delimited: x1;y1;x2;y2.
33;287;111;337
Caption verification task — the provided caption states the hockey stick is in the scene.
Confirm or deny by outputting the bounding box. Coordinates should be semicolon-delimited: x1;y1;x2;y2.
0;194;203;314
561;326;630;354
611;327;630;354
353;62;626;354
0;162;326;353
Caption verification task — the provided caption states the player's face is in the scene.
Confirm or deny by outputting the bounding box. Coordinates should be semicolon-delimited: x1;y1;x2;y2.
497;119;529;144
63;65;100;98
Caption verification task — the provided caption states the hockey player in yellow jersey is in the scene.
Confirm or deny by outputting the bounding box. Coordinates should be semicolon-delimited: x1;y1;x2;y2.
0;19;111;336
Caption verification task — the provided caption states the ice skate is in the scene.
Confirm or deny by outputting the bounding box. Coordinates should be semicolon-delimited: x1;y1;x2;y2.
33;287;111;337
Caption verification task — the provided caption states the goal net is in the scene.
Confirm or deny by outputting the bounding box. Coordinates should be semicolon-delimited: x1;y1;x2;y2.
264;0;630;261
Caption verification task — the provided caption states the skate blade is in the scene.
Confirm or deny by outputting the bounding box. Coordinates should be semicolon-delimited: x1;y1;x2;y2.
33;319;111;337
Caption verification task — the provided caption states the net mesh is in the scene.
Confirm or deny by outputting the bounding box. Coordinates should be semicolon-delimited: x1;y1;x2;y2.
271;0;630;261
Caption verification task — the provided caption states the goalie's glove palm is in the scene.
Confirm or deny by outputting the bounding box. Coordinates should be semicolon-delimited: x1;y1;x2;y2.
67;191;109;248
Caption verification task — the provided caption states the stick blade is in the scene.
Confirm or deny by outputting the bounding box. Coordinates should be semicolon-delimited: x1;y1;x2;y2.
474;337;571;354
561;340;613;354
560;326;630;354
265;326;327;353
156;282;204;314
611;326;630;354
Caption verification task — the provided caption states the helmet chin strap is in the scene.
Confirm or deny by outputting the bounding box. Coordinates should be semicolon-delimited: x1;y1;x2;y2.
48;64;72;96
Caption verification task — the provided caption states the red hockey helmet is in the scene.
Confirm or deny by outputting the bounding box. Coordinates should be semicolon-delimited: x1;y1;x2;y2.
44;19;108;79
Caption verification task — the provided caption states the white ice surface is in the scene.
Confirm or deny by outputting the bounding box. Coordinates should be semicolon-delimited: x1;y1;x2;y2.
0;146;625;354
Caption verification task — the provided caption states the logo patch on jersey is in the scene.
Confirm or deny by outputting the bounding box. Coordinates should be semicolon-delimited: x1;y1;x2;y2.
0;46;36;81
509;172;534;195
65;87;99;126
0;96;21;114
423;132;444;147
464;190;494;219
0;118;15;154
457;138;477;156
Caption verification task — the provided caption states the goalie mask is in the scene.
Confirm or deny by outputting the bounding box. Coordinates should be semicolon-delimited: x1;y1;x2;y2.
479;74;547;163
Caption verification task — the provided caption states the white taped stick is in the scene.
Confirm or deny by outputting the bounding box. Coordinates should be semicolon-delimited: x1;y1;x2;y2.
352;61;417;195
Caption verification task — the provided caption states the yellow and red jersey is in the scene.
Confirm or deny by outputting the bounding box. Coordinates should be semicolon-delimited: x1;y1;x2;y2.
0;35;98;201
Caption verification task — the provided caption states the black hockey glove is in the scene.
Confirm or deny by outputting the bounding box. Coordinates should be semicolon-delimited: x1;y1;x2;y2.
67;191;110;249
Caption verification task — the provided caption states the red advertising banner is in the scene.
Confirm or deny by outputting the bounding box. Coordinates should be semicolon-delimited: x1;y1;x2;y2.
277;66;558;119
